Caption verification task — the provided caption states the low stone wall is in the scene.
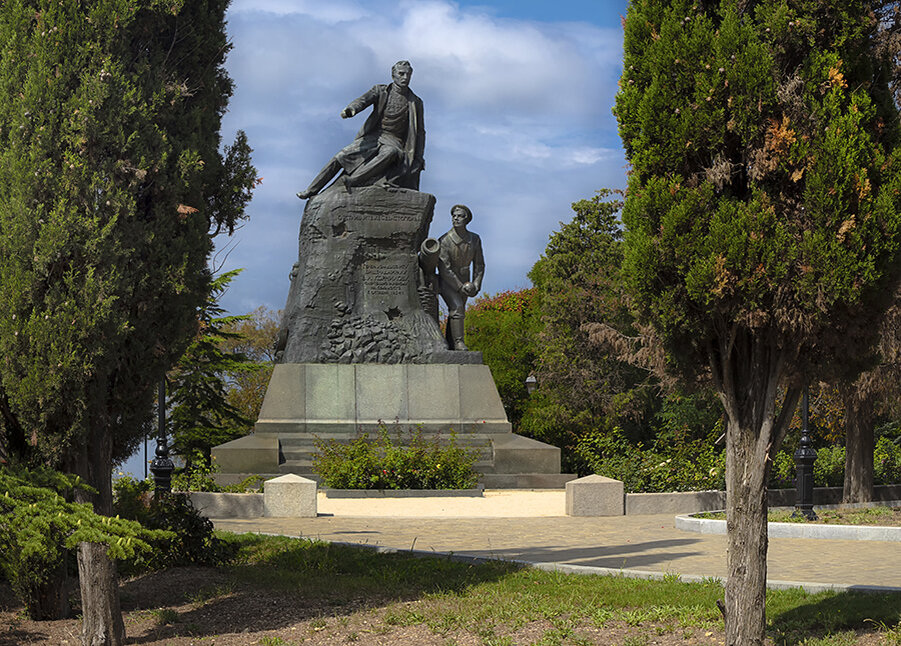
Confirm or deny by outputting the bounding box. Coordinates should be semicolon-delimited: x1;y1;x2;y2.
621;484;901;516
325;487;484;498
187;483;901;518
569;482;901;517
188;491;263;519
625;490;725;515
767;484;901;507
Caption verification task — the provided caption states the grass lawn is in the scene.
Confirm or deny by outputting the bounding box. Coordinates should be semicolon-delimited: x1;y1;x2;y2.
1;532;899;645
699;506;901;527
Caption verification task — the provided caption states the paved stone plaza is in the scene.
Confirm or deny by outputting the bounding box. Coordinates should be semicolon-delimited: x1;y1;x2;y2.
213;491;901;593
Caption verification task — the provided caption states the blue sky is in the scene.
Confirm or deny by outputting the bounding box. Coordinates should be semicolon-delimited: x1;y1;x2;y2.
215;0;631;316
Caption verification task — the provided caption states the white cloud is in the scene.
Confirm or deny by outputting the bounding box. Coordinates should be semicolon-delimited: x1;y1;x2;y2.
228;0;370;23
217;0;627;315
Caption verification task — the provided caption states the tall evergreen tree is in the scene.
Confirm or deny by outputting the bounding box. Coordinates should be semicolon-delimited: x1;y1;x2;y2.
527;190;660;449
615;1;901;643
168;270;262;470
0;1;256;644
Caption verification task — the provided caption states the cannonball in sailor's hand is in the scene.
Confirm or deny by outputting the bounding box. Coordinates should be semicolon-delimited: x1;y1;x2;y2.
462;282;477;297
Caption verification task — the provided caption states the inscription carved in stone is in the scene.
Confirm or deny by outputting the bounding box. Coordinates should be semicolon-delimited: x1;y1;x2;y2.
364;261;409;298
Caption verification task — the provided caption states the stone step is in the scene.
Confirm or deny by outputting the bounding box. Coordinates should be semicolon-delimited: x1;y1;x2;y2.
478;473;579;489
279;446;494;462
278;433;496;448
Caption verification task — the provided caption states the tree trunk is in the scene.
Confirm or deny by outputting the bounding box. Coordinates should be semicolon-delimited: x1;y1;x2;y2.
708;331;800;646
69;426;125;646
76;542;124;646
723;415;770;646
25;556;71;620
843;396;874;504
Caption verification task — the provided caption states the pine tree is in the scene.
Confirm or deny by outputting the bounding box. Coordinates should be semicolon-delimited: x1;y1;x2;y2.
0;1;256;643
0;466;162;620
615;1;901;643
168;270;263;470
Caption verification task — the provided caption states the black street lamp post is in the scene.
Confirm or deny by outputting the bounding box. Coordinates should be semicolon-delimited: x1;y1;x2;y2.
149;379;174;495
793;384;818;520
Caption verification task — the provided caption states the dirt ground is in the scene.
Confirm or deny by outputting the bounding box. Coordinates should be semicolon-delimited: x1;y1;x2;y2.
1;566;894;646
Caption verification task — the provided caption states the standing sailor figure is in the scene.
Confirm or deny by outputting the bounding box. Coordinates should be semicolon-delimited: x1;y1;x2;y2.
437;204;485;351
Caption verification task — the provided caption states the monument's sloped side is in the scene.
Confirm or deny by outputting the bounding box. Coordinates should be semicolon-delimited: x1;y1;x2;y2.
279;185;450;364
255;363;510;434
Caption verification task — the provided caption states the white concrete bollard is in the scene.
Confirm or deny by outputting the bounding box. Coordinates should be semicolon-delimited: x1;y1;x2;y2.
565;475;625;516
263;474;317;517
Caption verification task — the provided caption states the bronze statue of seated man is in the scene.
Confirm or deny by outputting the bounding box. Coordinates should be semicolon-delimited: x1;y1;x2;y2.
297;60;425;199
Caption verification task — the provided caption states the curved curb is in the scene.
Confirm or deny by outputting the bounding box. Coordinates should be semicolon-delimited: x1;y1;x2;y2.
676;512;901;542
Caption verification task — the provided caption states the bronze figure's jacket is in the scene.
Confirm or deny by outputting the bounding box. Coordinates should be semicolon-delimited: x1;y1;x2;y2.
437;229;485;296
345;84;425;189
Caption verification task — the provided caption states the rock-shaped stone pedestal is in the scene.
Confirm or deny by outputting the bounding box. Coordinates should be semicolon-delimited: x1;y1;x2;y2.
279;184;462;364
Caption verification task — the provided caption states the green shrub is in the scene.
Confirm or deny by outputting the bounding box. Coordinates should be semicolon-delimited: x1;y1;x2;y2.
0;467;161;618
768;437;901;489
113;476;235;574
574;427;725;493
312;426;479;490
768;445;848;489
813;446;846;488
769;450;796;489
577;425;901;494
170;450;263;492
875;436;901;485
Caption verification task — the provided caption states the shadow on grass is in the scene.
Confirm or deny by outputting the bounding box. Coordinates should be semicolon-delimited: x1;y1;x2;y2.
119;531;519;643
767;587;901;645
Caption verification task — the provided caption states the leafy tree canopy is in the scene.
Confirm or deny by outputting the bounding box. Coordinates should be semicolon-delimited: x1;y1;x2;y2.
219;304;279;427
464;288;541;429
528;190;658;444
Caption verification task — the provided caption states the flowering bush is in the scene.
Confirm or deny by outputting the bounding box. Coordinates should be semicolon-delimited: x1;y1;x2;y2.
312;426;479;490
574;427;726;493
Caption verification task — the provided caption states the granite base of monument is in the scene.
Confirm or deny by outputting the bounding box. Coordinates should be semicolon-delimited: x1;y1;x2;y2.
212;363;575;489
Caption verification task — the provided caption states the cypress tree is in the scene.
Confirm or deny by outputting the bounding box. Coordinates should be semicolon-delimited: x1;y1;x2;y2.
0;1;256;643
615;1;901;643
